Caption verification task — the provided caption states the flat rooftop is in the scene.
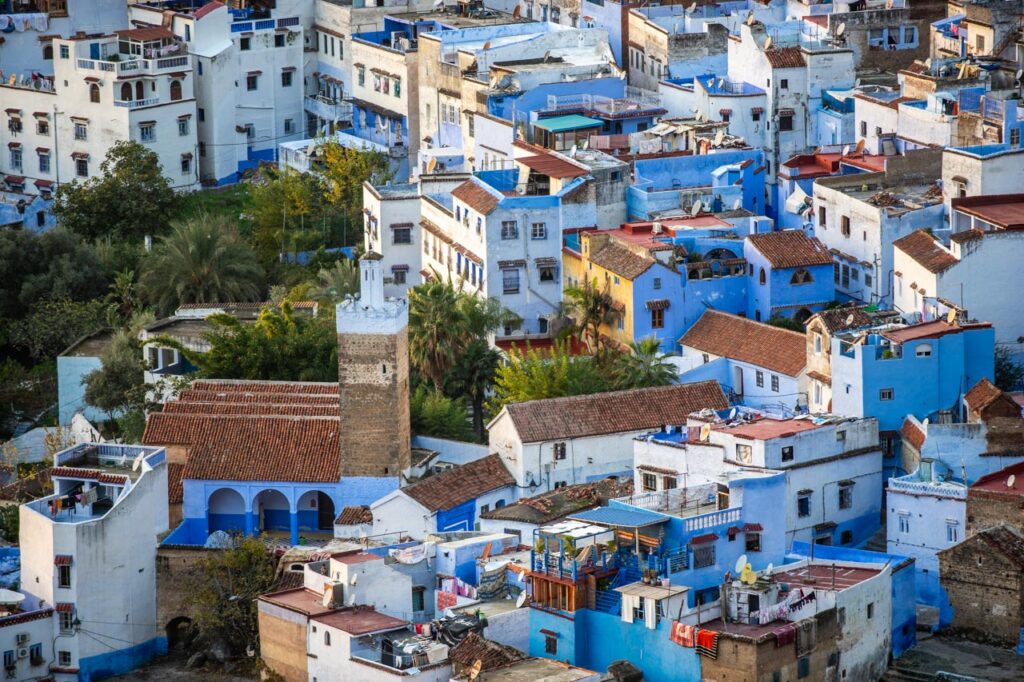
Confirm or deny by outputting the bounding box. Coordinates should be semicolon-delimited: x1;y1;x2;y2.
311;607;408;635
773;562;881;590
387;9;530;29
477;658;597;681
259;588;336;617
711;417;823;441
952;193;1024;230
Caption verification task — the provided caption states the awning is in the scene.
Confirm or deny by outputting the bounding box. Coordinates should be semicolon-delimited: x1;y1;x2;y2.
532;114;602;133
71;152;90;159
34;179;53;189
36;147;50;153
181;152;193;159
569;506;669;529
389;222;414;229
719;108;732;115
391;264;410;272
690;533;719;544
778;108;795;116
55;602;74;613
743;523;763;532
645;299;671;311
7;142;21;149
727;526;742;536
32;111;48;118
282;66;297;72
84;77;100;83
4;175;25;185
247;70;262;75
497;259;526;268
534;256;558;266
54;555;73;566
5;108;22;114
751;107;764;114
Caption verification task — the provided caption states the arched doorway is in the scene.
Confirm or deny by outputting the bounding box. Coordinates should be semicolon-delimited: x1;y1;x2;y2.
252;489;290;533
297;490;335;532
207;488;245;534
121;82;132;101
165;617;194;652
794;307;813;324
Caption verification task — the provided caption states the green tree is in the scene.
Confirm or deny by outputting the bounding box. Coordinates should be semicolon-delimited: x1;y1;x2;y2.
447;339;501;442
489;341;611;411
410;385;474;441
104;269;143;329
53;140;178;241
563;278;620;354
83;330;148;415
315;258;360;302
246;169;327;264
408;279;469;391
8;298;106;361
318;140;392;242
139;213;265;315
612;337;677;390
186;537;277;656
995;346;1024;392
766;315;806;333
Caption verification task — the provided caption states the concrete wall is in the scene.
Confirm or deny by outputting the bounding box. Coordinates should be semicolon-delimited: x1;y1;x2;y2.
56;355;108;426
940;536;1024;645
258;600;308;682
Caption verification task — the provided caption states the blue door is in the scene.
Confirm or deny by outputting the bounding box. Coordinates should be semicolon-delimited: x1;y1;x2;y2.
89;43;100;60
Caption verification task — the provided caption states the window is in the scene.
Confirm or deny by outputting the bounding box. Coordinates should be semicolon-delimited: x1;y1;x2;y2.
836;430;846;442
530;223;547;240
59;610;74;632
798;656;810;678
198;62;203;75
544;634;557;655
358;67;365;87
89;83;100;103
281;71;293;87
36;118;49;135
758;267;766;285
790;268;813;284
867;602;874;619
553;481;567;489
467;113;474;137
74;122;87;140
653;277;661;290
29;643;41;666
43;44;54;60
284;118;295;135
246;74;258;91
752;109;761;122
851;268;859;282
539;264;557;282
394;79;401;97
140;123;155;142
1012;128;1021;147
58;651;71;667
702;353;710;364
58;564;71;588
975;34;984;52
946;523;958;543
553;442;566;460
797;494;811;518
169;79;182;101
176;116;190;136
915;344;932;357
240;37;251;51
393;269;407;285
840;215;851;237
898;515;910;534
736;444;752;464
651;307;664;329
838;484;853;509
324;631;331;646
840;530;853;545
38;152;50;174
75;158;88;177
3;650;12;668
245;124;255;140
814;333;822;355
771;375;779;392
818;205;826;227
879;388;893;401
275;33;285;48
9;148;21;170
392;227;411;244
779;114;794;132
693;543;715;569
781;446;794;462
181;154;191;175
865;271;873;287
502;268;520;294
198;108;205;122
500;221;518;240
641;473;657;492
746;532;761;552
780;79;789;90
199;141;206;157
756;370;764;387
663;476;677;490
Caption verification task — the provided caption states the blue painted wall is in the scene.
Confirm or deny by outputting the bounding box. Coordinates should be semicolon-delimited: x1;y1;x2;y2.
582;0;625;66
629;149;765;219
744;238;834;322
78;636;163;682
437;498;476;532
789;541;917;658
57;355;114;426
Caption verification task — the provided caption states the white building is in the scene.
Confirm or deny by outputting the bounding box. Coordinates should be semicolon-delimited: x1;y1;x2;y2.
18;442;168;681
487;381;728;494
1;30;199;196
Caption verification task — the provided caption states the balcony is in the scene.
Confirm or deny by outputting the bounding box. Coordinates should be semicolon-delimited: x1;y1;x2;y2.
615;487;721;519
304;95;353;123
543;88;664;119
114;97;160;109
77;55;190;78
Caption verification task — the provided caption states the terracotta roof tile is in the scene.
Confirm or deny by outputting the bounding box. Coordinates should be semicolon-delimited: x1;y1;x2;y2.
164;401;340;417
893;230;958;274
481;477;633;524
517;154;588;179
765;47;806;69
964;378;1007;414
190;380;338;395
177;389;340;406
589;241;655;280
679;310;806;377
808;305;873;334
449;632;526;673
950;228;984;244
335;505;372;525
501;381;728;443
974;526;1024;568
452;180;500;215
167;462;184;504
311;606;408;634
747;231;832;269
900;418;926;452
193;1;225;19
403;454;513;512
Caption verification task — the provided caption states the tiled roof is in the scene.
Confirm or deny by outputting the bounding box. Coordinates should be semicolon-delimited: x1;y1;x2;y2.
747;230;832;269
181;416;342;483
164;401;340;417
517;154;587;179
449;632;526;673
500;381;728;443
808;305;873;334
402;454;513;512
589;241;654;280
974;526;1024;568
176;389;340;406
335;505;372;525
679;310;806;377
900;418;926;452
452;180;500;215
311;606;408;635
167;462;184;504
970;461;1024;497
950;228;984;244
190;380;338;395
964;378;1005;415
480;477;633;524
765;47;805;69
882;320;990;343
193;1;226;19
893;230;958;274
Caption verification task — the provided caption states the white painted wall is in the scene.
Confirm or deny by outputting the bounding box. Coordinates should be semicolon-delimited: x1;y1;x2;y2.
371;491;432;540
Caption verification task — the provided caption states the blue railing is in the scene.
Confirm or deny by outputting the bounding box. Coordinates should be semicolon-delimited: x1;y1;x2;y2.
255;19;275;30
230;22;252;33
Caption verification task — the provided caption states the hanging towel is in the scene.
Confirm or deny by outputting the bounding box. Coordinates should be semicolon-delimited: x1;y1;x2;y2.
695;629;719;659
670;621;696;647
773;624;797;648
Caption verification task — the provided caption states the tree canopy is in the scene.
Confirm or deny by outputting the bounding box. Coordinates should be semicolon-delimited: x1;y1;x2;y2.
53;140;179;241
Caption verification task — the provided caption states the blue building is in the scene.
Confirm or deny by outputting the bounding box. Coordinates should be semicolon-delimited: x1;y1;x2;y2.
56;331;116;426
744;230;835;324
0;191;55;233
831;318;995;435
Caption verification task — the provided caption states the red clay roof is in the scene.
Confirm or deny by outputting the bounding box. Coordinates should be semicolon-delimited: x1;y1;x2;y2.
452;180;500;215
259;588;335;617
193;1;225;19
971;461;1024;496
311;606;407;634
163;401;340;417
403;454;513;512
747;230;832;269
712;417;821;441
765;47;806;69
589;240;655;280
679;310;807;377
965;526;1024;568
900;418;926;451
450;632;526;672
501;381;728;443
952;193;1024;230
167;462;184;504
964;378;1005;415
517;154;587;179
335;505;372;525
808;305;873;334
881;320;989;344
950;228;984;244
115;27;174;41
176;390;340;406
190;380;338;395
893;230;958;274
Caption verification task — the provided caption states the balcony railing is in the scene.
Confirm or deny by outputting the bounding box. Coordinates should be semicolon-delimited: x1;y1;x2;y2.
114;97;160;109
78;55;190;77
684;507;741;532
544;88;663;116
888;477;967;499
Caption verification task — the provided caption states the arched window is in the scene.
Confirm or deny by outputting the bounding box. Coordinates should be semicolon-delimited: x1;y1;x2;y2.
135;81;144;100
121;82;133;101
324;631;331;646
169;79;182;101
759;267;766;285
790;268;813;284
89;84;100;103
43;45;53;60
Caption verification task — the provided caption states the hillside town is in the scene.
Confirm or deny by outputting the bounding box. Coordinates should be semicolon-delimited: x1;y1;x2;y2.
0;0;1023;681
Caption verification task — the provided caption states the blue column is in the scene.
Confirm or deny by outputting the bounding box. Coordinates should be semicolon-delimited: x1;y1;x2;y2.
290;512;299;546
245;509;254;537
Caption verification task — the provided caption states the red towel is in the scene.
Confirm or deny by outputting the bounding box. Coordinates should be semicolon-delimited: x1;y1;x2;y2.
669;621;695;647
695;629;719;659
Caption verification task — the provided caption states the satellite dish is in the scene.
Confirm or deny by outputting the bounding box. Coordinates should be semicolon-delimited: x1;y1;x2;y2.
835;22;846;38
845;313;855;325
516;591;528;608
922;417;929;427
321;588;334;608
1016;69;1024;81
131;452;145;472
764;562;774;576
483;41;491;50
699;422;711;441
687;2;697;12
1009;474;1016;489
714;129;725;145
707;78;715;89
733;198;742;210
717;78;725;89
764;36;773;50
470;660;483;681
691;199;704;216
695;112;704;122
426;157;438;174
841;144;850;157
854;139;865;154
740;563;757;584
946;308;957;325
746;11;754;25
570;143;578;157
350;573;358;586
734;554;749;574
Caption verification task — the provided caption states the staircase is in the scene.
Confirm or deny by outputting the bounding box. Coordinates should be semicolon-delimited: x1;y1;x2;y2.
863;527;888;553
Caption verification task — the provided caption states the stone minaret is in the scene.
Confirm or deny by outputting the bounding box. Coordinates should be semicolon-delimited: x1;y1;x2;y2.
336;252;411;477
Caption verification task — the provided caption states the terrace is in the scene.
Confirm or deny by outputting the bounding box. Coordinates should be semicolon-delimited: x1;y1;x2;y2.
540;88;665;119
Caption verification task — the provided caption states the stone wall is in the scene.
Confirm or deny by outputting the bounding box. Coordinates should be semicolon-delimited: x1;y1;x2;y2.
337;329;412;477
257;605;308;682
155;545;211;633
966;490;1024;536
939;539;1024;644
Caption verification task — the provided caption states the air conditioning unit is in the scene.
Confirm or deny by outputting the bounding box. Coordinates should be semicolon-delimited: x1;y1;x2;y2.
16;648;27;660
15;634;28;647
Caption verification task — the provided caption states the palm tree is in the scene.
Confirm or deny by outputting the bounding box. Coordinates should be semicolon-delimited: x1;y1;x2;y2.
140;213;264;315
408;278;469;391
563;277;620;355
315;258;360;302
447;338;502;442
613;337;677;390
